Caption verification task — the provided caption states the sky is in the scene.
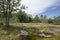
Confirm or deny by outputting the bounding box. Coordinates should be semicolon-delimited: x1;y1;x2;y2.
21;0;60;18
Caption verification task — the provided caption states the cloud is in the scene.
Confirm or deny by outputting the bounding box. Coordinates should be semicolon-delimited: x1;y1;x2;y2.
21;0;60;16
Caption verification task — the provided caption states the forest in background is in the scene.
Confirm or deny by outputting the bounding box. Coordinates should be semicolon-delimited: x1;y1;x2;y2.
0;10;60;25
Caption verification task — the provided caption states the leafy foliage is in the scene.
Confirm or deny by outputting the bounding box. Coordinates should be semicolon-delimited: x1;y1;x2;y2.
0;0;22;27
33;15;40;23
48;18;53;23
53;16;60;25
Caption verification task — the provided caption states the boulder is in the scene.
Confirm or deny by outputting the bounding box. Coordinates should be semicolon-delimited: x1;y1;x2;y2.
20;27;28;36
37;32;52;38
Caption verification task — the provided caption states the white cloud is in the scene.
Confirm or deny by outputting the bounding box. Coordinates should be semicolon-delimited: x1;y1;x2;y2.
21;0;60;15
51;7;57;10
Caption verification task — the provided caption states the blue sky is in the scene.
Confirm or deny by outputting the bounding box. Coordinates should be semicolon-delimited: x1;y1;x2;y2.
21;0;60;18
38;6;60;18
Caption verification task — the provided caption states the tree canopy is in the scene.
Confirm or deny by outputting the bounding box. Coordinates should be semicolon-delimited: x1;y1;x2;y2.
0;0;21;27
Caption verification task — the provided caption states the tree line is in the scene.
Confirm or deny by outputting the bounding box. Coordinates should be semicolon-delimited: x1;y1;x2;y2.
11;10;60;25
0;9;60;25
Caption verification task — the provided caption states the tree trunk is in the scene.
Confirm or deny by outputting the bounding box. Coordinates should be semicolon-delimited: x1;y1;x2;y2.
5;15;10;27
5;0;10;27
